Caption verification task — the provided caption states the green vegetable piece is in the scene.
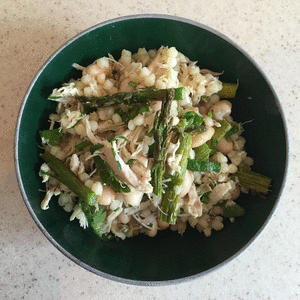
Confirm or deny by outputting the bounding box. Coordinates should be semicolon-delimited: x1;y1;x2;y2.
90;143;104;154
93;155;130;193
80;202;107;238
75;140;92;151
236;167;272;194
212;119;232;142
40;152;97;206
179;111;204;131
201;192;211;204
40;128;63;146
128;81;137;88
110;135;129;143
194;143;211;161
111;147;121;171
225;125;239;141
218;82;239;99
223;204;245;217
151;89;174;198
187;159;221;173
206;119;232;156
77;87;185;109
127;159;134;167
160;133;193;224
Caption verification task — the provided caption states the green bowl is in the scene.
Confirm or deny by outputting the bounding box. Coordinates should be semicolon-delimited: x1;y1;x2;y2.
15;15;288;285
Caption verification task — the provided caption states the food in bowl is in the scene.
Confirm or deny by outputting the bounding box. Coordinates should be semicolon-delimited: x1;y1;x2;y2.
39;46;271;241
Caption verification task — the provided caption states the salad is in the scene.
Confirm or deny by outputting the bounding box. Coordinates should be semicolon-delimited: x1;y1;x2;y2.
39;46;271;240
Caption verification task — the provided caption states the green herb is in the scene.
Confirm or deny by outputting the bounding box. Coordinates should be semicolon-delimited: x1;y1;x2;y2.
127;159;134;167
110;136;129;143
39;128;63;146
128;81;137;88
80;202;107;238
146;129;153;137
207;111;213;118
225;124;243;141
187;159;221;173
75;140;92;151
111;148;121;171
178;111;204;131
48;95;61;100
116;103;150;123
223;204;245;217
93;155;130;193
201;192;211;204
90;143;104;154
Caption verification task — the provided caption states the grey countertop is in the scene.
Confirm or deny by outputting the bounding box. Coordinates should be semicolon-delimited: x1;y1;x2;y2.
1;1;300;299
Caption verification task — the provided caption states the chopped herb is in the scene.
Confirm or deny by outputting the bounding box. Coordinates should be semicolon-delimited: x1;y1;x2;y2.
127;159;134;167
75;140;92;151
93;155;130;193
201;192;211;204
128;81;137;88
114;108;124;116
146;129;153;137
225;124;242;141
110;136;129;143
90;143;104;154
178;111;204;131
111;148;122;171
187;159;221;173
80;202;107;238
223;204;245;217
116;103;150;123
207;111;212;118
40;128;63;146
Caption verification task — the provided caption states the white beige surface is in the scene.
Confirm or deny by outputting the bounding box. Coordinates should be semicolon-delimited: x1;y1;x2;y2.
1;1;300;299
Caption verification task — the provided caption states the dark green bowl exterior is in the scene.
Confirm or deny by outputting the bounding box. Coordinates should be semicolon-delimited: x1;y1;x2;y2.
15;15;288;284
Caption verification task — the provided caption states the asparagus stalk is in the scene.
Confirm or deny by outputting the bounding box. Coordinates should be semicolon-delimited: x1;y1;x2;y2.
151;89;174;198
218;82;239;99
160;133;193;224
77;87;184;108
236;168;272;194
41;152;97;205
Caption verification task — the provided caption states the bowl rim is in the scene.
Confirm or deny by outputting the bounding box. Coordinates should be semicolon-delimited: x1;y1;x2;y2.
14;13;289;286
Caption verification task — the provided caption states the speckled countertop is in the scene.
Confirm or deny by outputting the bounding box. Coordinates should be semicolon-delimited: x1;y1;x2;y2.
1;1;300;299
